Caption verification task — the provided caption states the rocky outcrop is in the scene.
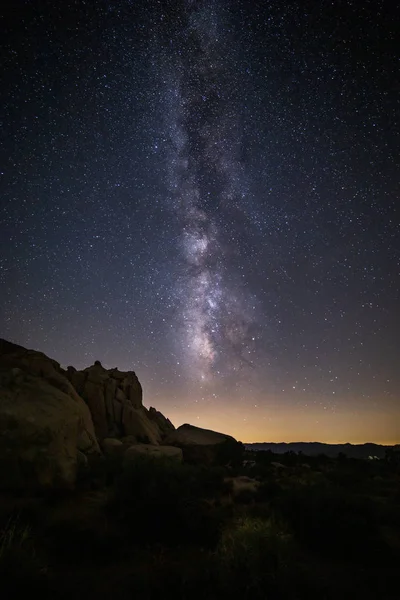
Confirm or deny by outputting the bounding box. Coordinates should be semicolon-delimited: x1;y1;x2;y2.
0;340;99;490
166;424;236;447
66;363;172;445
1;339;243;490
125;444;183;462
165;424;243;465
0;339;177;490
148;407;175;437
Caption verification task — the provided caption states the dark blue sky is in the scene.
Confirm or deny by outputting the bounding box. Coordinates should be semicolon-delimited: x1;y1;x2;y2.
1;0;399;443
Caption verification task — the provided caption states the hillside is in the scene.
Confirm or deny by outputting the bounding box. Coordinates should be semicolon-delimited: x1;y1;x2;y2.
245;441;399;459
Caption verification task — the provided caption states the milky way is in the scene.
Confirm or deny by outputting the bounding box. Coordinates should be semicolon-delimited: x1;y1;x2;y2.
162;3;259;385
1;0;399;443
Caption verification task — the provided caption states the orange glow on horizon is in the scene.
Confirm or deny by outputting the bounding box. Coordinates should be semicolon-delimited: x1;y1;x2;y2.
149;396;400;446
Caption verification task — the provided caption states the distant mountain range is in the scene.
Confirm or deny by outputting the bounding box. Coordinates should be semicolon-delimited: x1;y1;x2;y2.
244;442;400;459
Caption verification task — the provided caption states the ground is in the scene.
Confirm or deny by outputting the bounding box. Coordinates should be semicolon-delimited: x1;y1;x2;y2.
0;450;399;600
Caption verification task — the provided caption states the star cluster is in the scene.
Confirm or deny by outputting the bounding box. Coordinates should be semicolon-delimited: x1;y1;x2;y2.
0;0;399;443
162;4;260;385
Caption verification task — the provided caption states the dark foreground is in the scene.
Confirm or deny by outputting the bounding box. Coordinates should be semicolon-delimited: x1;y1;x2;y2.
1;450;399;600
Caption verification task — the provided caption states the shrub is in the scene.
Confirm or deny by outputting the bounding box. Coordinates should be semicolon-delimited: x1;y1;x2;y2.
256;479;282;502
215;439;245;467
0;513;48;594
216;516;298;599
272;485;389;563
108;456;229;548
42;495;123;566
77;452;124;489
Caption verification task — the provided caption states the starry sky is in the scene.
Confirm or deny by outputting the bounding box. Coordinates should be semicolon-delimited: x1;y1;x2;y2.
1;0;399;444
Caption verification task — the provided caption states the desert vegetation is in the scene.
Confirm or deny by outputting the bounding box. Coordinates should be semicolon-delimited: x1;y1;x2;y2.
0;448;399;600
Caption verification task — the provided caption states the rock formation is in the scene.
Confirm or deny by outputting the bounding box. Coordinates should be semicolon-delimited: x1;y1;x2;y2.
0;339;175;490
101;437;124;455
125;444;183;462
0;339;241;490
166;424;236;446
66;362;169;444
165;424;243;465
0;339;99;490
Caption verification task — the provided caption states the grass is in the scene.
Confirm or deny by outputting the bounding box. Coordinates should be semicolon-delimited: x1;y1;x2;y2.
216;516;298;598
0;513;49;595
0;451;398;599
108;455;230;547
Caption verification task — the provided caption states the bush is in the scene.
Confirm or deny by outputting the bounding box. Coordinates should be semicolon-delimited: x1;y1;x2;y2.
77;452;124;489
42;496;122;566
216;516;298;599
0;513;48;595
215;439;245;467
272;485;389;563
108;456;229;548
257;479;282;502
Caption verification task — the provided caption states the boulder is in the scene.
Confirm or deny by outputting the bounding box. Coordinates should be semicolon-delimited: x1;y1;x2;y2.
271;462;287;469
165;424;243;465
120;435;138;446
166;424;236;446
0;339;99;456
0;339;100;453
121;406;161;444
225;476;260;496
0;368;94;491
101;438;124;454
125;444;183;462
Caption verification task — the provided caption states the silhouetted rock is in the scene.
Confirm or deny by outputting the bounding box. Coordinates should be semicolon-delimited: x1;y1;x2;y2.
0;339;177;490
122;405;162;444
148;406;175;436
68;361;174;444
67;362;142;438
66;363;173;444
165;424;242;465
0;339;99;491
166;424;236;446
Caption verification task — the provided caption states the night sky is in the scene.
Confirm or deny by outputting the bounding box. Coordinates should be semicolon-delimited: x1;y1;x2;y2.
1;1;399;444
